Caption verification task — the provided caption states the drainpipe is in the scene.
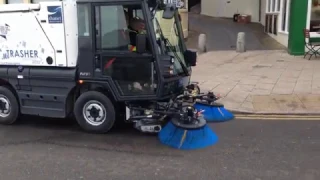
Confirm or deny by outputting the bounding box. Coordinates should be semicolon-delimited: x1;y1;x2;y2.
287;0;309;55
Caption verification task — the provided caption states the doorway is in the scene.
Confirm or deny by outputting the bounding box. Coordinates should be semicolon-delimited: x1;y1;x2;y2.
259;0;261;22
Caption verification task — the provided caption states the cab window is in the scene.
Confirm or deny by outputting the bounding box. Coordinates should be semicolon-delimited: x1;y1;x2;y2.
94;4;150;52
95;5;128;50
77;4;91;37
94;4;156;96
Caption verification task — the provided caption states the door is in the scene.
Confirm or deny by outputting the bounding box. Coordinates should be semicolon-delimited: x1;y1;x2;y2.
218;0;239;18
218;0;231;17
92;2;157;97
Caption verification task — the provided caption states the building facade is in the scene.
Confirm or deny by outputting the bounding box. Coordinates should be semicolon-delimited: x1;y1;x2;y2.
263;0;290;48
265;0;318;55
200;0;319;56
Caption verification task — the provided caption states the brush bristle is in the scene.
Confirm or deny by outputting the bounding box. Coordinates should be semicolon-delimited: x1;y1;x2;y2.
194;103;234;122
158;121;218;150
208;106;234;122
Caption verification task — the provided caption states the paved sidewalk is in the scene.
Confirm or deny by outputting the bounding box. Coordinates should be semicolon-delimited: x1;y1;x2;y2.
191;50;320;114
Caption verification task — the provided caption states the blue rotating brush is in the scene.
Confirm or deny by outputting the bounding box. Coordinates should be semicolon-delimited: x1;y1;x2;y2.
194;92;234;122
158;105;218;150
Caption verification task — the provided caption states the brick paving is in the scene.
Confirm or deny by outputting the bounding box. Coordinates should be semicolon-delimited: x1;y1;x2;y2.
191;50;320;114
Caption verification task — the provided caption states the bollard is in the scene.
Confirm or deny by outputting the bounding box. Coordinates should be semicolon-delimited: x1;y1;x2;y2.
198;33;207;53
236;32;246;52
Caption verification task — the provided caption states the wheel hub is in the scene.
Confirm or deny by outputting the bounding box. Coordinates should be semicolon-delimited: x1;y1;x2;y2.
171;106;206;130
0;96;10;118
83;100;107;126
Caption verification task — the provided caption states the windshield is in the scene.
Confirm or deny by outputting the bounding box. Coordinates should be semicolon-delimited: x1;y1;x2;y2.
153;10;187;75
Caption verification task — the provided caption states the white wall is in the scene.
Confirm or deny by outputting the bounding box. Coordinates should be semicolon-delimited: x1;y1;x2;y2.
201;0;260;23
201;0;220;17
269;33;289;47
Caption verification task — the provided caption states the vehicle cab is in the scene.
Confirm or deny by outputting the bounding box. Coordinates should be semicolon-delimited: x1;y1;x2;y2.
76;0;197;102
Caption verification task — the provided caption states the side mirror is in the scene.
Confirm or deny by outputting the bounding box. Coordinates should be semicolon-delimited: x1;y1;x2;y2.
136;33;147;53
162;4;176;19
159;55;175;77
184;49;197;66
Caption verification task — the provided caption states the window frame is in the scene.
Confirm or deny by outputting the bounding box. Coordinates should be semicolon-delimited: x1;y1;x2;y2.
77;3;92;37
279;0;290;33
266;0;281;13
265;0;290;34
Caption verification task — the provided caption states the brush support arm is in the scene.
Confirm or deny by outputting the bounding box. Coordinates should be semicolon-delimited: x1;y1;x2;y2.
129;106;181;117
129;103;207;130
175;91;220;104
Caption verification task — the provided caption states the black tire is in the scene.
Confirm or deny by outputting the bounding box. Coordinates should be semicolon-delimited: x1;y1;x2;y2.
74;91;116;134
0;86;20;125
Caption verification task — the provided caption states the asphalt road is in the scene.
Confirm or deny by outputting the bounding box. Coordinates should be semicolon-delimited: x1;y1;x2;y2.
0;116;319;180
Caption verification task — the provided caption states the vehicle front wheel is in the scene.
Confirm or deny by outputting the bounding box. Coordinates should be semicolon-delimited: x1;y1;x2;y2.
74;91;116;134
0;86;20;125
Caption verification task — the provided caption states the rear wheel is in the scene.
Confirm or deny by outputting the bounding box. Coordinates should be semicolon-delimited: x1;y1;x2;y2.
74;91;116;133
0;86;20;125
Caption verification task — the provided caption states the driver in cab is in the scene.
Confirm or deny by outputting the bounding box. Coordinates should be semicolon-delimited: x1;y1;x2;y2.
124;10;146;52
123;10;153;92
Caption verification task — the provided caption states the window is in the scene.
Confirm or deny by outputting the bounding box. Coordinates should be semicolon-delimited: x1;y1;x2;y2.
77;4;90;37
266;0;280;13
134;10;144;20
265;14;276;34
272;0;276;11
266;0;280;35
265;0;289;34
154;10;186;75
281;0;290;32
6;0;24;3
277;0;281;11
310;0;320;32
95;5;131;50
95;4;150;51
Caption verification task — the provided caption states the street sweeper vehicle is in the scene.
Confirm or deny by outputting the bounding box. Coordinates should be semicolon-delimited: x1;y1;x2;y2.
0;0;234;150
